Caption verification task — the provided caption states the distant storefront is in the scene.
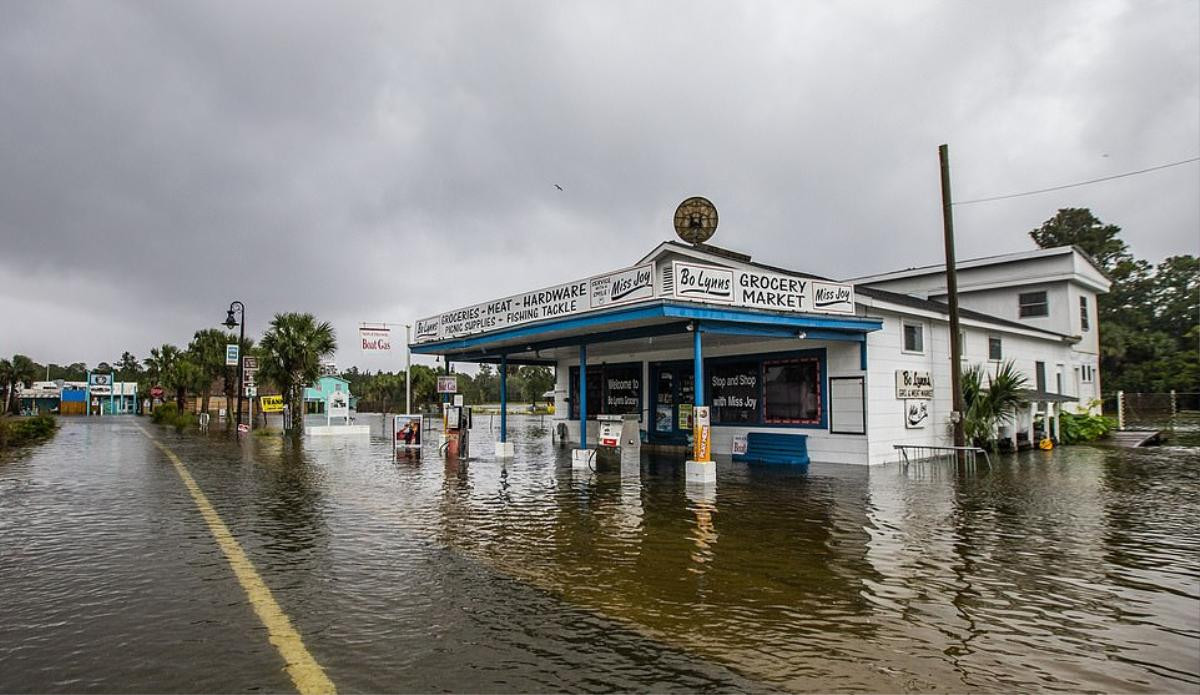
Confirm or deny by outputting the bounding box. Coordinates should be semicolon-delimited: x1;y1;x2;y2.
86;373;137;415
304;375;357;414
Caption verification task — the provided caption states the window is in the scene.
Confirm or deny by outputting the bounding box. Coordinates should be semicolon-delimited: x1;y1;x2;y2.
829;376;866;435
988;336;1003;361
1035;361;1047;392
902;322;924;353
1019;291;1049;318
709;361;760;424
602;364;642;416
568;366;602;420
569;362;641;419
1082;364;1095;383
763;357;822;424
1080;296;1090;331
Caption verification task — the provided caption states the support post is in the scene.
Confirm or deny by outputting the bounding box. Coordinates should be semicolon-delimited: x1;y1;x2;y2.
573;344;592;468
496;355;513;458
236;309;245;432
1170;389;1177;429
686;323;715;483
1054;402;1061;443
1117;390;1125;431
939;144;967;456
405;324;412;415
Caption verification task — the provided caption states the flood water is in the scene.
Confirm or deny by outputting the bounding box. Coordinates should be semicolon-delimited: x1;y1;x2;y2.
1;415;1197;693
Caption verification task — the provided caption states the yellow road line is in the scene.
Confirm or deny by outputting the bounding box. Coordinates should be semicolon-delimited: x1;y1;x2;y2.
139;426;336;695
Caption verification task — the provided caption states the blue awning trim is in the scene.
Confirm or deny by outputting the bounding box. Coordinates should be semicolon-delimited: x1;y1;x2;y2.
411;301;882;356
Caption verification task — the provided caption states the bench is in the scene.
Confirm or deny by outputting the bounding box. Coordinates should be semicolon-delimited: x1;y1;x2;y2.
732;432;810;465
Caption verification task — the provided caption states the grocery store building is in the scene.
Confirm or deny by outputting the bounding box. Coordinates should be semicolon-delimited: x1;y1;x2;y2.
410;239;1106;466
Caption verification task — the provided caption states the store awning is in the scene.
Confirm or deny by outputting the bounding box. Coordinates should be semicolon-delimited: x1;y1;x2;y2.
411;299;882;365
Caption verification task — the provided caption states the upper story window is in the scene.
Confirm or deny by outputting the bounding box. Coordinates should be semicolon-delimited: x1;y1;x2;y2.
1019;290;1049;318
988;336;1002;361
902;322;924;354
1080;296;1090;331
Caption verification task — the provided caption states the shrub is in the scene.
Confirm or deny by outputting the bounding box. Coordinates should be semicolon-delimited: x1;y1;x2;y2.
1059;411;1116;444
149;402;196;431
150;401;178;425
173;411;196;432
0;414;59;449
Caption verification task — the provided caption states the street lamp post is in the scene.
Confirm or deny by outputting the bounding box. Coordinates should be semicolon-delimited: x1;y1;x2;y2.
223;301;246;431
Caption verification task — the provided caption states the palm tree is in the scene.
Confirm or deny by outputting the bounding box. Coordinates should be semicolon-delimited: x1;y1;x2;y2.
0;359;13;415
258;313;336;436
962;360;1030;450
144;345;180;412
4;355;37;415
170;358;205;412
188;329;230;417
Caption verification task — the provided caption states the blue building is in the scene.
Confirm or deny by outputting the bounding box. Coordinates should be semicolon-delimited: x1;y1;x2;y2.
303;375;357;413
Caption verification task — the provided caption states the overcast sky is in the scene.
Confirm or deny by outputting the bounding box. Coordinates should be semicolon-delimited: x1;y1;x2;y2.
2;0;1197;372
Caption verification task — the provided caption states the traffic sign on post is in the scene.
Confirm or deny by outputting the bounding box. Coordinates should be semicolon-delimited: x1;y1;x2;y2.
437;376;457;394
225;344;239;366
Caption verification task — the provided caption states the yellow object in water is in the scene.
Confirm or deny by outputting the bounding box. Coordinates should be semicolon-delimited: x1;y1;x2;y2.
1039;438;1054;450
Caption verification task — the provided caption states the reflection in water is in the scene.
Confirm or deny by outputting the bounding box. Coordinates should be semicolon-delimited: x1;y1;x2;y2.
684;483;717;574
1;417;1196;693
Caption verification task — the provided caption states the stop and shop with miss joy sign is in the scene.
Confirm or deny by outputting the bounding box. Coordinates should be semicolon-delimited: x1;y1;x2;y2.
410;197;1106;478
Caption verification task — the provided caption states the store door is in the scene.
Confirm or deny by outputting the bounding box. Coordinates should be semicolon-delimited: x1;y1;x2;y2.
649;362;695;444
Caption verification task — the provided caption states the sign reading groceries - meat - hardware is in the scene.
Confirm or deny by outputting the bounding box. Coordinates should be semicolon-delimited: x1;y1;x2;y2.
414;263;654;343
413;260;855;344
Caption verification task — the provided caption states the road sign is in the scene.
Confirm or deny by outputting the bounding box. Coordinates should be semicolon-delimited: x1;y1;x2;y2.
237;423;250;433
150;385;164;398
225;344;239;366
246;385;257;397
242;355;258;370
437;376;457;394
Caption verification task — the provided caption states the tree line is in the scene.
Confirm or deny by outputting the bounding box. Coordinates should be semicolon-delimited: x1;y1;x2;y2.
1;312;337;435
2;312;557;434
343;362;555;412
1029;208;1198;394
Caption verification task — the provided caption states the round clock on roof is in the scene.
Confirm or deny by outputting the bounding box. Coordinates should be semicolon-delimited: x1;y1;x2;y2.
673;196;718;244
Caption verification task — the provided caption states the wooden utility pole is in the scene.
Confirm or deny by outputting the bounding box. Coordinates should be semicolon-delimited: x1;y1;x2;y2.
939;144;967;451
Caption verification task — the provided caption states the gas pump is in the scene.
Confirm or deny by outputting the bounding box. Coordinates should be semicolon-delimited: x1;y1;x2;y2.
596;414;642;459
443;403;472;458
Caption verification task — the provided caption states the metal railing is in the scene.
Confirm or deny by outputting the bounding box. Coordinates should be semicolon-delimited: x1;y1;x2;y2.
1114;390;1198;432
894;444;991;470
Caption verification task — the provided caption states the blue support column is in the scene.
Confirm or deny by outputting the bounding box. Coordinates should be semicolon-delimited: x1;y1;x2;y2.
685;323;715;482
499;355;508;443
579;344;587;446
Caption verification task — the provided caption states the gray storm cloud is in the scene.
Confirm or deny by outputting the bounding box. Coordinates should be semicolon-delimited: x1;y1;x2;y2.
1;0;1196;369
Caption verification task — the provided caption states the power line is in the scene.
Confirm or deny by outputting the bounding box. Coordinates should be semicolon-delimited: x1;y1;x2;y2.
953;156;1200;206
